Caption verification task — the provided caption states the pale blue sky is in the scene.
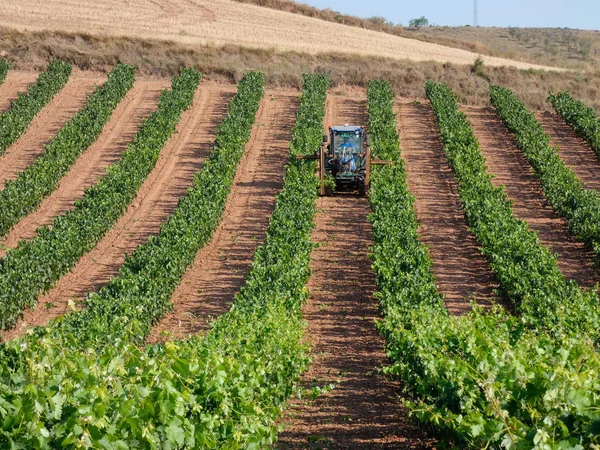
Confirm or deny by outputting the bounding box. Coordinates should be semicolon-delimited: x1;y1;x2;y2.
299;0;599;30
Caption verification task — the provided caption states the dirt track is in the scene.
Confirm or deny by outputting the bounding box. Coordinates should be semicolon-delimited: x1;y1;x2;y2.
0;71;38;112
0;0;561;71
465;106;599;288
0;80;167;259
147;89;299;343
1;82;234;339
278;93;434;449
398;101;498;313
0;75;103;189
537;111;600;193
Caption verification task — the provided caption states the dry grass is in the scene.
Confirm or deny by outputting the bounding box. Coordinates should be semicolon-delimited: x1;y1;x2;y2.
2;27;599;113
0;0;561;71
235;0;600;71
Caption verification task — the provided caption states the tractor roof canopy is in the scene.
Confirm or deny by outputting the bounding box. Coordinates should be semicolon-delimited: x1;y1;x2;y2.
331;126;363;133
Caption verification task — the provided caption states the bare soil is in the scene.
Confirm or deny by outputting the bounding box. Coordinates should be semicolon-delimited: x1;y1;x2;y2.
0;80;167;259
0;82;234;339
464;106;600;288
0;70;38;112
537;111;600;193
147;89;299;344
397;100;499;314
0;75;103;189
277;94;434;449
0;0;560;71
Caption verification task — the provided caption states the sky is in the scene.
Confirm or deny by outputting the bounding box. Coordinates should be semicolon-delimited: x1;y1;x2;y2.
299;0;599;30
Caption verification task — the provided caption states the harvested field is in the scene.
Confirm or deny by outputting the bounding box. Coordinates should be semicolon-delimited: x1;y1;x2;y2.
0;0;561;71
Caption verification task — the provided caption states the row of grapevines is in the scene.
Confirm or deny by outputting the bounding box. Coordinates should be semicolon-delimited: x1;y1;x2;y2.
0;60;71;156
549;91;600;160
0;59;9;85
47;72;265;348
369;80;600;448
490;85;600;256
426;80;600;339
0;63;135;237
0;68;199;331
0;73;327;448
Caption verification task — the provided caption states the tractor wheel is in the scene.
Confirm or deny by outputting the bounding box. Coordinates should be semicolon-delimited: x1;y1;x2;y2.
358;180;366;197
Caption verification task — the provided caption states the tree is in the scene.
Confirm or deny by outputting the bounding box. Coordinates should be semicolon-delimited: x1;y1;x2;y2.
409;16;429;30
578;38;593;59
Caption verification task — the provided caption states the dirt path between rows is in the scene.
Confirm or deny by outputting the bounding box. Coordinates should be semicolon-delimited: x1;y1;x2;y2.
537;111;600;193
0;82;234;340
0;70;38;112
464;106;599;289
0;75;104;189
0;80;167;259
147;89;299;344
398;100;498;314
277;93;434;449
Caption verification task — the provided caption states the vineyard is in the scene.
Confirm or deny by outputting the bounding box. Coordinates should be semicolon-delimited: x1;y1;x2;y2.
0;58;599;449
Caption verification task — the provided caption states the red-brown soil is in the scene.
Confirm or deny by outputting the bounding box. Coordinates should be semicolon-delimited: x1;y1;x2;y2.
0;80;168;258
0;70;38;112
0;75;104;189
0;82;234;340
464;106;599;288
147;89;299;344
537;111;600;193
398;100;499;314
277;93;434;449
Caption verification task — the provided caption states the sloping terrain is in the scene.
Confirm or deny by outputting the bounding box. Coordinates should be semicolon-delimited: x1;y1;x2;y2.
147;89;298;343
0;0;561;71
278;92;434;448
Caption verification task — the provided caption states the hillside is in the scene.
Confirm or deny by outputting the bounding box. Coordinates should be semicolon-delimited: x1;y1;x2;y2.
235;0;599;71
0;0;562;71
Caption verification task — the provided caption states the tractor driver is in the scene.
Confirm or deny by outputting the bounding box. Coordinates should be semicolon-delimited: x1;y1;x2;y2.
338;135;356;172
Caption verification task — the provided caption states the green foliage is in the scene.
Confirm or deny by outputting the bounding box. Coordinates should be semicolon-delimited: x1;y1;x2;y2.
369;79;600;448
0;59;9;85
490;85;600;258
0;73;328;448
51;71;265;348
0;68;199;331
0;64;135;238
409;16;429;30
0;60;71;156
427;80;600;339
549;91;600;160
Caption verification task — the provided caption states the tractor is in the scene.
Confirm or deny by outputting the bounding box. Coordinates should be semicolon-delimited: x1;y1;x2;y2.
298;125;391;196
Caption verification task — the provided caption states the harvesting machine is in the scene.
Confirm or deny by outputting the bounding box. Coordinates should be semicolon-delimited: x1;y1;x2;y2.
298;125;391;196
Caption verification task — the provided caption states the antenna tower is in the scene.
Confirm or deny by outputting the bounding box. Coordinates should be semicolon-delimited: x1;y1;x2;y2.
474;0;479;27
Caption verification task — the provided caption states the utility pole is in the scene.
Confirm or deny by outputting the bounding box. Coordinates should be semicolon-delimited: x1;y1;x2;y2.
474;0;479;27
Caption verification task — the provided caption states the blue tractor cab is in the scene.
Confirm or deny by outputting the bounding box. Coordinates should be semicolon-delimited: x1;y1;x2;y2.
297;124;392;196
324;125;368;195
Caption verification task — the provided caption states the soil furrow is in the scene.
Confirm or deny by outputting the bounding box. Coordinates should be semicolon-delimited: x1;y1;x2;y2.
278;92;434;449
147;89;299;344
537;111;600;193
0;80;168;258
1;82;234;340
398;100;498;313
0;75;104;189
464;106;599;289
0;71;38;112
